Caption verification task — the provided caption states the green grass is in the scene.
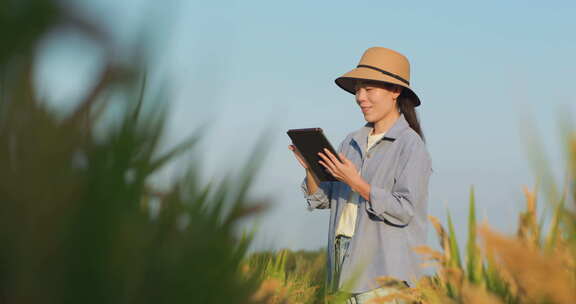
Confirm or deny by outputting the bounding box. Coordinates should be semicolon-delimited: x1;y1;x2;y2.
0;1;267;303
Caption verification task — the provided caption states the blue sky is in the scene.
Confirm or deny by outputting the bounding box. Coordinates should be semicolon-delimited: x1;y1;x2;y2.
38;0;576;251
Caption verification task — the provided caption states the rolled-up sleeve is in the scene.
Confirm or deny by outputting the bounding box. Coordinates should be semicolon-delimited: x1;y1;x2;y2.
366;140;432;226
301;178;334;210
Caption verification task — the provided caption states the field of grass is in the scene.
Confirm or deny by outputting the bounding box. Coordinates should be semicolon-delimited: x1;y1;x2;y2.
1;1;574;303
245;171;576;303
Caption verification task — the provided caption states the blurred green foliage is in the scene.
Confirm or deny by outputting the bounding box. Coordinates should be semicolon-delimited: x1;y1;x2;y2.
245;249;327;303
0;1;266;303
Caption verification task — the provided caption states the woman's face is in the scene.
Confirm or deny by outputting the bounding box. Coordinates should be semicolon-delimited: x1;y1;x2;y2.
354;81;402;123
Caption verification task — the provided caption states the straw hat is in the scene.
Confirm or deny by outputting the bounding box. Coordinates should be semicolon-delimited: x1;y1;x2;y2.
335;47;421;107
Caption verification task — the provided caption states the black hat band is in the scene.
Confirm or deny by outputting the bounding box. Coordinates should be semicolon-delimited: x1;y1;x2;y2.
356;64;410;85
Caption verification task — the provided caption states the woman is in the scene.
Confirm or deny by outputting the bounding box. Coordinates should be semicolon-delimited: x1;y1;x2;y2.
289;47;432;303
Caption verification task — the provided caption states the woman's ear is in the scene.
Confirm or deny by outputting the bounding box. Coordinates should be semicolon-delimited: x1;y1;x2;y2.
392;85;403;100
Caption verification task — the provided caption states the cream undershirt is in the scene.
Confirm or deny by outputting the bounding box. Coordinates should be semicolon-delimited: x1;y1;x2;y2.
335;130;386;237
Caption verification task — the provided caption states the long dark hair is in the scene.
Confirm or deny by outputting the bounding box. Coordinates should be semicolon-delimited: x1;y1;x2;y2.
377;82;425;142
397;93;425;142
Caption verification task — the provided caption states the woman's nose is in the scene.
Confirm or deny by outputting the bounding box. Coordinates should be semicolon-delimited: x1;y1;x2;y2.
356;88;367;104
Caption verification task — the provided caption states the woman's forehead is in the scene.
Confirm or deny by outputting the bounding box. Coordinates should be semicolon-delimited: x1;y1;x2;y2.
354;80;387;89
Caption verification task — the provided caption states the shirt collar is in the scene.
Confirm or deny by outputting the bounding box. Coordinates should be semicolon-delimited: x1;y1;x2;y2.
351;114;410;148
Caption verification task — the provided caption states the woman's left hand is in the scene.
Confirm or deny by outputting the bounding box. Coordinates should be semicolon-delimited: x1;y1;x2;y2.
318;149;360;186
318;149;371;200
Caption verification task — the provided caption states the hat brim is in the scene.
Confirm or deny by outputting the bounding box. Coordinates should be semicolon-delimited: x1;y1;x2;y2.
335;67;421;107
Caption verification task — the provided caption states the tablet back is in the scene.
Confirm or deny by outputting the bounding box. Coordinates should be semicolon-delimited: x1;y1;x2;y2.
287;128;340;182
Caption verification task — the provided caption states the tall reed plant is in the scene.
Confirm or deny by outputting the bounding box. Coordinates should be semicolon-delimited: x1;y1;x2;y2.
411;126;576;303
0;1;267;303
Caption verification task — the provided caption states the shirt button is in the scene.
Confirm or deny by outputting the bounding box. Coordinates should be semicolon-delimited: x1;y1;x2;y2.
367;153;371;158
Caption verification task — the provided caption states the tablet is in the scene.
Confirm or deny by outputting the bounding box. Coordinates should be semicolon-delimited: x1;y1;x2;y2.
287;128;341;182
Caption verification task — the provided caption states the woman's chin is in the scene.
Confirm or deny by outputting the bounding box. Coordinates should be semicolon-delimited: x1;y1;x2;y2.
363;114;376;122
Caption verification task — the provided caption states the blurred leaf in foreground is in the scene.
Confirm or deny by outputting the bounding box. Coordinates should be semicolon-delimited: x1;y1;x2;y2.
0;1;267;303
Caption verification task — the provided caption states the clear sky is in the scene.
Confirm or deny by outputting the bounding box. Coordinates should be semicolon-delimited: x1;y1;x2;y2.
38;0;576;251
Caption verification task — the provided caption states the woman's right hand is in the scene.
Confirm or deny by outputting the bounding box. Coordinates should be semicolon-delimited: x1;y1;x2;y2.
290;144;320;195
288;145;309;169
